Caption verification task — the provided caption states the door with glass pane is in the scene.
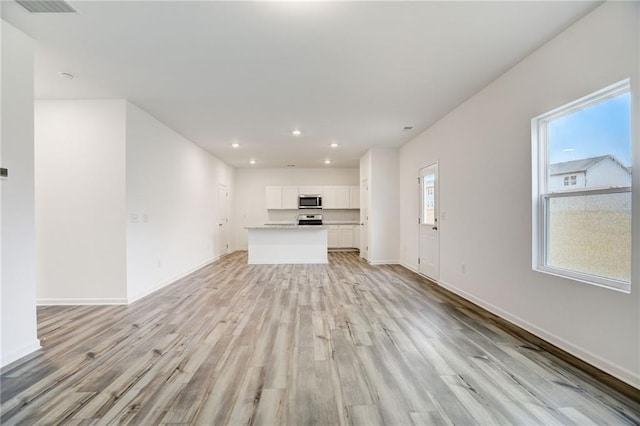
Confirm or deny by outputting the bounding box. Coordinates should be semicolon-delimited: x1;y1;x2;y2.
419;164;439;280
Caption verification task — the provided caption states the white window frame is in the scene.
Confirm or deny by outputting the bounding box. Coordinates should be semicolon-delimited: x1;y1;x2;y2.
532;79;631;293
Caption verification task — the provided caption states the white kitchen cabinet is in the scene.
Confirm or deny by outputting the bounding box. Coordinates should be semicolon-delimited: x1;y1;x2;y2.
266;186;299;209
323;186;336;209
322;186;352;209
282;186;299;209
354;226;360;249
334;186;350;209
327;225;339;248
299;186;323;196
349;186;360;209
337;225;354;248
265;186;283;210
328;224;358;249
267;185;359;210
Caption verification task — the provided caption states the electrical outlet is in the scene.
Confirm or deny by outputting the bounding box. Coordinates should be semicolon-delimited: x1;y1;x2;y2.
130;213;139;223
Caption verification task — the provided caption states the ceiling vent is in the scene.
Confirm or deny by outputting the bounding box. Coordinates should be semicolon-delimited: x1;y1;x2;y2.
15;0;76;13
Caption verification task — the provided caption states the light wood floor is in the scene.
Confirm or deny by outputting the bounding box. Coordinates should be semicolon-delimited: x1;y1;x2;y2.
2;252;639;425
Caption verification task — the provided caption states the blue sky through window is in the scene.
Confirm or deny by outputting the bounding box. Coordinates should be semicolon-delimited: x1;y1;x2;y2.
548;92;631;166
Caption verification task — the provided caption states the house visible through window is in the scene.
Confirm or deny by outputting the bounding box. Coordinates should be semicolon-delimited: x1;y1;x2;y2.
532;79;632;292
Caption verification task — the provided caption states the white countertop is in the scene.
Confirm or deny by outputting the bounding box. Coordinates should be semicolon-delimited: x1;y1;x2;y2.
256;221;358;228
245;225;328;229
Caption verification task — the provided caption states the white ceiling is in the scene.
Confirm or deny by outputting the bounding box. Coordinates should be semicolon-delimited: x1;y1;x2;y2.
2;1;600;168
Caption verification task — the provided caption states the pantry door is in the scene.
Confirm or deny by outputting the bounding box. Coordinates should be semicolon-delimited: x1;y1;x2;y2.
218;184;229;255
360;179;369;260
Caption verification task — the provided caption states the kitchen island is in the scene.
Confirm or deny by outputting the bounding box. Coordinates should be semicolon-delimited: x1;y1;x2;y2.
245;225;328;264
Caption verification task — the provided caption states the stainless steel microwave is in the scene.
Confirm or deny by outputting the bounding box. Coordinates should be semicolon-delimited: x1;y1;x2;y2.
298;194;322;209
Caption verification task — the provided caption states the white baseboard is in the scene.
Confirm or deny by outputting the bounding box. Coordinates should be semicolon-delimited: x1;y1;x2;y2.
368;259;400;265
37;257;224;306
37;298;128;306
1;340;42;368
399;261;418;274
436;278;640;390
127;256;218;304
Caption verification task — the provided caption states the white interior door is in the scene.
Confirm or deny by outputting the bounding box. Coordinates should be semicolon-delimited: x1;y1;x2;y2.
218;185;229;255
419;163;439;280
360;179;369;260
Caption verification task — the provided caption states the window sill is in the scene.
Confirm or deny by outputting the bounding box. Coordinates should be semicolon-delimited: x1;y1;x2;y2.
534;265;630;294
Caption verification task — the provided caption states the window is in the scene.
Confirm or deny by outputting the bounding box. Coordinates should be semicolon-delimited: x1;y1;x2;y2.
422;173;436;226
532;79;632;292
562;175;578;186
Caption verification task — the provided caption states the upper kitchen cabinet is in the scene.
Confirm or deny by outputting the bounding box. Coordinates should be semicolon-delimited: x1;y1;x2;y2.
266;185;359;210
265;186;283;210
349;186;360;209
299;186;324;196
266;186;299;209
323;186;349;209
282;186;299;209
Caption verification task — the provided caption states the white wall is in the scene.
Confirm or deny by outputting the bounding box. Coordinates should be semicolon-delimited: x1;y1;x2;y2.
34;100;234;306
369;148;399;264
234;168;359;250
125;102;234;302
1;21;40;367
35;100;128;304
399;2;640;387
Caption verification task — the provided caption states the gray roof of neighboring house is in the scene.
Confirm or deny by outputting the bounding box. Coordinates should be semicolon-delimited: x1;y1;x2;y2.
549;155;629;176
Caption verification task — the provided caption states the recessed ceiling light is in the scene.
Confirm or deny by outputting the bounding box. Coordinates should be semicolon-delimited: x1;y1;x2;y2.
324;159;331;165
232;143;240;148
249;159;256;165
330;143;338;148
58;72;75;80
292;129;301;136
403;126;413;131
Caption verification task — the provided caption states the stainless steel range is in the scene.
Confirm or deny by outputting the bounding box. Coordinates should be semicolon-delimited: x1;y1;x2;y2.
297;214;323;225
